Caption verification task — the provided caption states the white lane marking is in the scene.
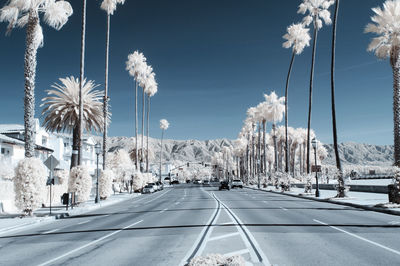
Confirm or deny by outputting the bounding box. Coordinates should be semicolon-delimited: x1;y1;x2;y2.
215;194;271;265
42;229;59;234
219;222;234;225
389;221;400;225
280;207;288;211
179;189;219;266
224;249;250;257
37;220;143;266
77;220;91;225
175;202;180;205
208;232;240;242
144;189;171;204
314;219;400;256
160;208;168;213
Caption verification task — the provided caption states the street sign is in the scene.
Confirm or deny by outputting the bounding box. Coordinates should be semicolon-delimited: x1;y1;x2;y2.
44;155;59;171
311;165;322;173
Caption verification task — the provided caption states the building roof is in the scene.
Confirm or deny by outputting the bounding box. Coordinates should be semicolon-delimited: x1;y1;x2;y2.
0;134;25;146
0;124;24;134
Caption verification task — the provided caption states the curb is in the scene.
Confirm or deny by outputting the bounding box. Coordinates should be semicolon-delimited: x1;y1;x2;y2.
246;187;400;217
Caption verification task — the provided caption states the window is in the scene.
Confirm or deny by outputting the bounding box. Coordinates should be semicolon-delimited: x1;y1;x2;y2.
1;148;5;154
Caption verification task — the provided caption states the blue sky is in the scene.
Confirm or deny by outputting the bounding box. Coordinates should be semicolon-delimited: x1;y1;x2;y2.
0;0;393;145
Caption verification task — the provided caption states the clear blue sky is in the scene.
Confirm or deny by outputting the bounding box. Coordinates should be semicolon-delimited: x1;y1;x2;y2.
0;0;393;145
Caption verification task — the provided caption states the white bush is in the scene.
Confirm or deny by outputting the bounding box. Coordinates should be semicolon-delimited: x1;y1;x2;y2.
14;158;47;216
99;169;113;199
68;166;92;203
0;159;15;181
55;169;69;185
189;254;246;266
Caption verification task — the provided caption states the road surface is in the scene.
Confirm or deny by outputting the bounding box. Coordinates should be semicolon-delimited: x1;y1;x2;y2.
0;184;399;265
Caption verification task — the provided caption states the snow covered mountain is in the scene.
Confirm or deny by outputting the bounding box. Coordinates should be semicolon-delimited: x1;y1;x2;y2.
106;136;394;167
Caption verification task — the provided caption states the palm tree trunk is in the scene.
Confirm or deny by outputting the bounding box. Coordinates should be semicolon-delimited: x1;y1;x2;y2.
24;10;39;158
273;124;278;171
159;130;164;181
285;51;295;173
141;87;145;171
331;0;345;197
135;80;138;170
306;18;318;174
78;0;87;166
391;44;400;167
71;127;79;169
252;126;255;180
103;13;110;170
263;120;266;175
146;95;150;172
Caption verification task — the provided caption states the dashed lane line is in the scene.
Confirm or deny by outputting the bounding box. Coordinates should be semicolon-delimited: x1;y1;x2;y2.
42;229;59;234
314;219;400;256
160;208;168;213
37;220;143;266
77;220;91;225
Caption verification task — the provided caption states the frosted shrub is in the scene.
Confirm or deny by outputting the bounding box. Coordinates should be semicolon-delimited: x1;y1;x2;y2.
0;159;15;181
55;169;69;185
304;174;313;194
69;166;92;203
189;254;246;266
280;172;291;191
99;169;113;199
14;158;47;216
132;171;143;192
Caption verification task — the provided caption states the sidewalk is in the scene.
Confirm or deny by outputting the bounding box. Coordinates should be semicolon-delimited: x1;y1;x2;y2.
248;185;400;216
0;191;142;235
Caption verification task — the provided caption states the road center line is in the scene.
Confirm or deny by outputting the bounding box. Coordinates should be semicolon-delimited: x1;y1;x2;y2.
208;232;240;242
175;202;180;205
42;229;59;234
77;220;91;225
313;219;400;256
280;207;288;211
37;220;143;266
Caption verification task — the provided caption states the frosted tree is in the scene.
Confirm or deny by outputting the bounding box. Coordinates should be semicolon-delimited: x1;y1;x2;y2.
282;23;311;174
246;107;257;180
159;119;169;181
365;0;400;169
126;51;147;171
41;76;107;168
298;0;334;173
144;72;158;172
0;0;73;158
14;158;47;216
99;169;113;199
68;166;92;203
100;0;125;170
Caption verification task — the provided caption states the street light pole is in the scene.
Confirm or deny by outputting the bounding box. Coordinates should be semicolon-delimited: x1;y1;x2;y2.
95;143;101;203
312;138;320;197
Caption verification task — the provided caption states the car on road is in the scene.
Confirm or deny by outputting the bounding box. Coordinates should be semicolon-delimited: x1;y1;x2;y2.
231;179;243;189
171;180;180;184
193;179;203;184
156;181;164;190
142;185;155;194
203;180;210;186
148;182;159;191
219;181;230;190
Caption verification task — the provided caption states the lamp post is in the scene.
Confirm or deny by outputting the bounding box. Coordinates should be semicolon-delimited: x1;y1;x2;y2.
95;142;101;203
311;138;319;197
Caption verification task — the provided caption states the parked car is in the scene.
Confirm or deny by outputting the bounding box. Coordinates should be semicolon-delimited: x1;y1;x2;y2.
231;179;243;189
156;181;164;190
194;179;202;184
142;185;155;194
186;180;191;183
219;181;230;190
148;182;159;191
171;180;180;184
203;180;210;186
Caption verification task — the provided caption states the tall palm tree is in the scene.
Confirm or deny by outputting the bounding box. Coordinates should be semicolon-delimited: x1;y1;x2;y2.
126;51;147;170
78;0;87;166
330;0;345;197
298;0;334;173
366;1;400;167
100;0;125;170
282;23;311;173
159;119;169;181
144;73;158;172
41;76;107;169
0;0;73;158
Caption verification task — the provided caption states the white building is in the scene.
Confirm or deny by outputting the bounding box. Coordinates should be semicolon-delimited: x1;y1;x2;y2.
0;119;101;174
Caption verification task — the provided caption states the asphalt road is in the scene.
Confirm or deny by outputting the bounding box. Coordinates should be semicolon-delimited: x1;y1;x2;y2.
0;184;399;266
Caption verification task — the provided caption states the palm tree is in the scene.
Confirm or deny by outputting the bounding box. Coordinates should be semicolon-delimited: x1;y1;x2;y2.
100;0;125;170
282;23;311;173
126;51;147;170
0;0;73;158
330;0;345;197
298;0;334;173
159;119;169;181
41;76;107;168
144;73;158;172
365;1;400;167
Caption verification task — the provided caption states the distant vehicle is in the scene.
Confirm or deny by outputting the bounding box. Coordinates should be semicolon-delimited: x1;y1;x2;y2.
203;180;210;185
231;179;243;189
171;180;180;184
219;181;230;191
142;185;155;194
186;180;191;183
194;179;203;184
148;182;159;191
156;181;164;190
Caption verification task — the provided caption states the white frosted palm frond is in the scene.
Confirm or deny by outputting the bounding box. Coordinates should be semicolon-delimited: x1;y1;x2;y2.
264;91;285;123
160;119;169;130
144;72;158;97
246;107;257;123
139;64;153;88
283;23;311;54
41;76;108;133
101;0;125;15
43;0;73;30
298;0;334;29
126;50;147;80
365;0;400;59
